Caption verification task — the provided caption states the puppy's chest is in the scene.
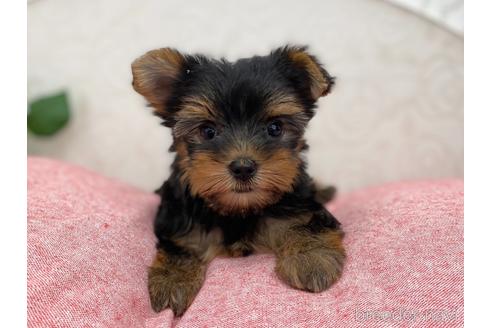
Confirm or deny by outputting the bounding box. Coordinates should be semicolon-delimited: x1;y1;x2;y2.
214;216;262;257
174;222;258;262
177;214;303;262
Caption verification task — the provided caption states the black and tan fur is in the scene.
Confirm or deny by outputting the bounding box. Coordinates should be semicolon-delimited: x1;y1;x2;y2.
132;45;345;316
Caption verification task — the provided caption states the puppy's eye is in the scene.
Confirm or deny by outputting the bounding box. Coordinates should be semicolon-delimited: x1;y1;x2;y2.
267;120;282;137
200;124;217;140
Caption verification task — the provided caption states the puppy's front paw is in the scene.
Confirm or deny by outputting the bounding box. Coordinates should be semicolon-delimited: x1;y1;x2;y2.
148;252;205;316
276;246;345;292
275;229;345;292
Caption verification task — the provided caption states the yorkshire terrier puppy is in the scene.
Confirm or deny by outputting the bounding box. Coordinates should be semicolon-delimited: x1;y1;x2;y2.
131;45;345;316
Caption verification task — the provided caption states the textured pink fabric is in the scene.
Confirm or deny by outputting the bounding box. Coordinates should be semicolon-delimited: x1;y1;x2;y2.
28;157;463;327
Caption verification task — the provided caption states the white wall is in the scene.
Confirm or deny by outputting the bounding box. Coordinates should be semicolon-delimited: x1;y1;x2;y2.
27;0;463;192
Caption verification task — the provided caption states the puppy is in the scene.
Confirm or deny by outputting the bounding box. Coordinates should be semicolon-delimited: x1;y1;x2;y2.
131;46;345;316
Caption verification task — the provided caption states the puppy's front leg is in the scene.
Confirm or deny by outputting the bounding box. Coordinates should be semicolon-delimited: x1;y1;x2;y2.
260;210;346;292
148;247;206;316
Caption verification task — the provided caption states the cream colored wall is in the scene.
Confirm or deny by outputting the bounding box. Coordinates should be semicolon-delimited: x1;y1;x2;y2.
389;0;463;34
27;0;463;192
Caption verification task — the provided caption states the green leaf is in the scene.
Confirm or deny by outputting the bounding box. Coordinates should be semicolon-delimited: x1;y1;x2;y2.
28;92;70;136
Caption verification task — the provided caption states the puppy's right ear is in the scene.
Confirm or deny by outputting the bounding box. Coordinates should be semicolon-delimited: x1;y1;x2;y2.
131;48;185;117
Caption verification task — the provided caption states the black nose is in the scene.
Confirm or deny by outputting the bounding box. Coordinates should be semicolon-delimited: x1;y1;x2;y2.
228;158;257;181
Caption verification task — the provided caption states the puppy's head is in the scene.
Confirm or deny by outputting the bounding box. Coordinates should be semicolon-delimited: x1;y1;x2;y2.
132;46;334;215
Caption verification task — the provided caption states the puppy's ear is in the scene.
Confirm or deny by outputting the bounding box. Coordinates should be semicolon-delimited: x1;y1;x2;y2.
131;48;186;116
274;46;335;101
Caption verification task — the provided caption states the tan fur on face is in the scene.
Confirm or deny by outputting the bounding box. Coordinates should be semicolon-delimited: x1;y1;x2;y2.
182;151;278;215
172;94;305;215
183;152;232;198
175;96;218;121
175;141;189;160
255;148;300;195
173;96;220;141
180;148;301;215
265;95;305;117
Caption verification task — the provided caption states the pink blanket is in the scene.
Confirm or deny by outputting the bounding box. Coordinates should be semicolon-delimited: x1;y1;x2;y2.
27;157;463;327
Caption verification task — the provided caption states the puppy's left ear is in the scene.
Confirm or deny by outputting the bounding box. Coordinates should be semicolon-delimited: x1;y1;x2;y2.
275;46;335;101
